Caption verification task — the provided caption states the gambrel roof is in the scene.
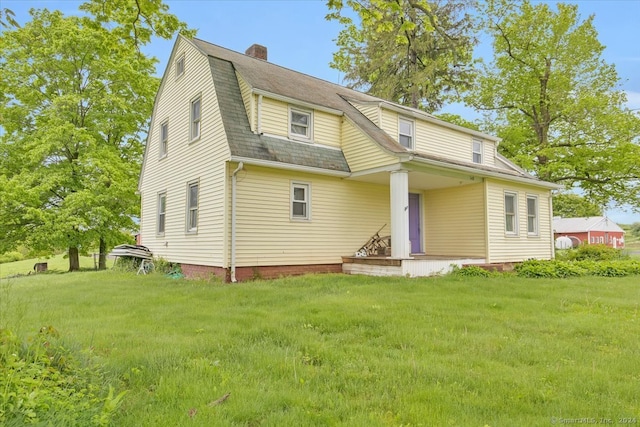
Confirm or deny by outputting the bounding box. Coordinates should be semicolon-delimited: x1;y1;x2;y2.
180;37;558;187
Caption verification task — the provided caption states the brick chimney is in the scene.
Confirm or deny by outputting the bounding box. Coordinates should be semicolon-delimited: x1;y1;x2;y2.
245;44;267;61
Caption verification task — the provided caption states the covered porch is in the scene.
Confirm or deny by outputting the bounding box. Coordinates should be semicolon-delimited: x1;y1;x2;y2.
343;161;490;277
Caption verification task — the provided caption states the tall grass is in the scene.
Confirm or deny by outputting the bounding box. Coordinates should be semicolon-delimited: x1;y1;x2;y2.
2;271;639;426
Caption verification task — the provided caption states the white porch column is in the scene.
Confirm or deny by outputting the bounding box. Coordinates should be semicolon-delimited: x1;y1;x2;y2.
390;170;411;258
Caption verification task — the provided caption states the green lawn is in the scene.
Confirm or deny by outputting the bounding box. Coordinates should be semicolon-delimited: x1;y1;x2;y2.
1;271;639;426
0;253;100;278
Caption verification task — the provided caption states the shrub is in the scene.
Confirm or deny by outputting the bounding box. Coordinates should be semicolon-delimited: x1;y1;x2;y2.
514;259;559;278
569;244;627;261
0;251;24;264
450;265;492;277
0;326;125;426
153;257;181;275
515;258;640;278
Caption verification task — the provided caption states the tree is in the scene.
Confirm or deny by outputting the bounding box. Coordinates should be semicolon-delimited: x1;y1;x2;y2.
471;0;640;210
0;10;158;270
79;0;195;48
327;0;476;112
552;193;603;218
1;8;18;28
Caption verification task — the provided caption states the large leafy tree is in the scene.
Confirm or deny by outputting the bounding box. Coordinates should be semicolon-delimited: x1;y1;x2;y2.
471;0;640;210
0;10;158;270
327;0;476;112
553;193;603;218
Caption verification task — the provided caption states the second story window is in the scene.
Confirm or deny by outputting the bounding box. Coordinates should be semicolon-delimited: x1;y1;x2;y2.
160;121;168;158
399;118;414;149
473;138;483;164
290;108;312;140
191;96;201;142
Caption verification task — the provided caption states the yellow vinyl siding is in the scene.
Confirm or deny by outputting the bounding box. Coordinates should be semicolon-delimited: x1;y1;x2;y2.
482;141;496;167
423;183;486;257
260;97;289;136
259;97;341;147
380;109;399;142
139;37;230;267
485;179;553;263
313;111;341;148
231;164;390;266
350;102;380;125
341;118;398;172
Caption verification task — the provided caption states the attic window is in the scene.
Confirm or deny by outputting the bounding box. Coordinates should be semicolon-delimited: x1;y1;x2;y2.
176;54;185;78
399;118;414;149
473;138;483;164
289;108;312;140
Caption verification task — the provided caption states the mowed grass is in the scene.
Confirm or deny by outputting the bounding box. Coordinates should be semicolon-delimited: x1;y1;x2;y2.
1;271;639;426
0;253;97;278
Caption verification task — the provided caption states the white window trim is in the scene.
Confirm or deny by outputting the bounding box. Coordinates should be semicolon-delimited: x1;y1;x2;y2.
291;181;311;221
472;138;483;164
526;195;539;236
190;94;202;142
186;180;199;233
288;106;313;141
504;191;518;235
398;117;415;150
159;120;168;159
175;54;185;79
157;192;166;236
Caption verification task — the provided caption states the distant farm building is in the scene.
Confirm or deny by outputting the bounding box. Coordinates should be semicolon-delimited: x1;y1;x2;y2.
553;216;625;249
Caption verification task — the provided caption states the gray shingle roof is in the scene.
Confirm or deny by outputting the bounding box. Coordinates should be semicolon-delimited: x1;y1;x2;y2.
553;217;625;233
192;38;407;158
207;56;350;172
191;37;555;184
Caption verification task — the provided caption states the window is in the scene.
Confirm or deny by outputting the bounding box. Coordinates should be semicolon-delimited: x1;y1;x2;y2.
157;192;166;234
191;96;201;141
160;121;168;158
290;108;312;140
186;181;199;232
473;139;483;164
399;118;414;149
176;54;185;78
504;192;518;234
291;182;310;220
526;195;538;235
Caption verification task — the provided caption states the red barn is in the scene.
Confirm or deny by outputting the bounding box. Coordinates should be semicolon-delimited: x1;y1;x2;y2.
553;216;625;248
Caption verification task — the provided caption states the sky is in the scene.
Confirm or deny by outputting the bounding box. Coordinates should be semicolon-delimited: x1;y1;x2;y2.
4;0;640;224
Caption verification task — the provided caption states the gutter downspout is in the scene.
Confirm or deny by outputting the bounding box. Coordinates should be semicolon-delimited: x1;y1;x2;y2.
231;162;244;282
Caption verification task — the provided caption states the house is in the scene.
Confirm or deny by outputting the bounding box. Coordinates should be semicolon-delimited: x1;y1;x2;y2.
553;216;625;249
137;36;561;281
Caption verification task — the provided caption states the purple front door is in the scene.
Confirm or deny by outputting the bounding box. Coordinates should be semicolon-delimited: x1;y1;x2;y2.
409;193;421;253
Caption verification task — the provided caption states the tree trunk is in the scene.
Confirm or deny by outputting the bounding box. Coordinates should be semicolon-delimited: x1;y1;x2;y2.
99;237;107;270
68;246;80;272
